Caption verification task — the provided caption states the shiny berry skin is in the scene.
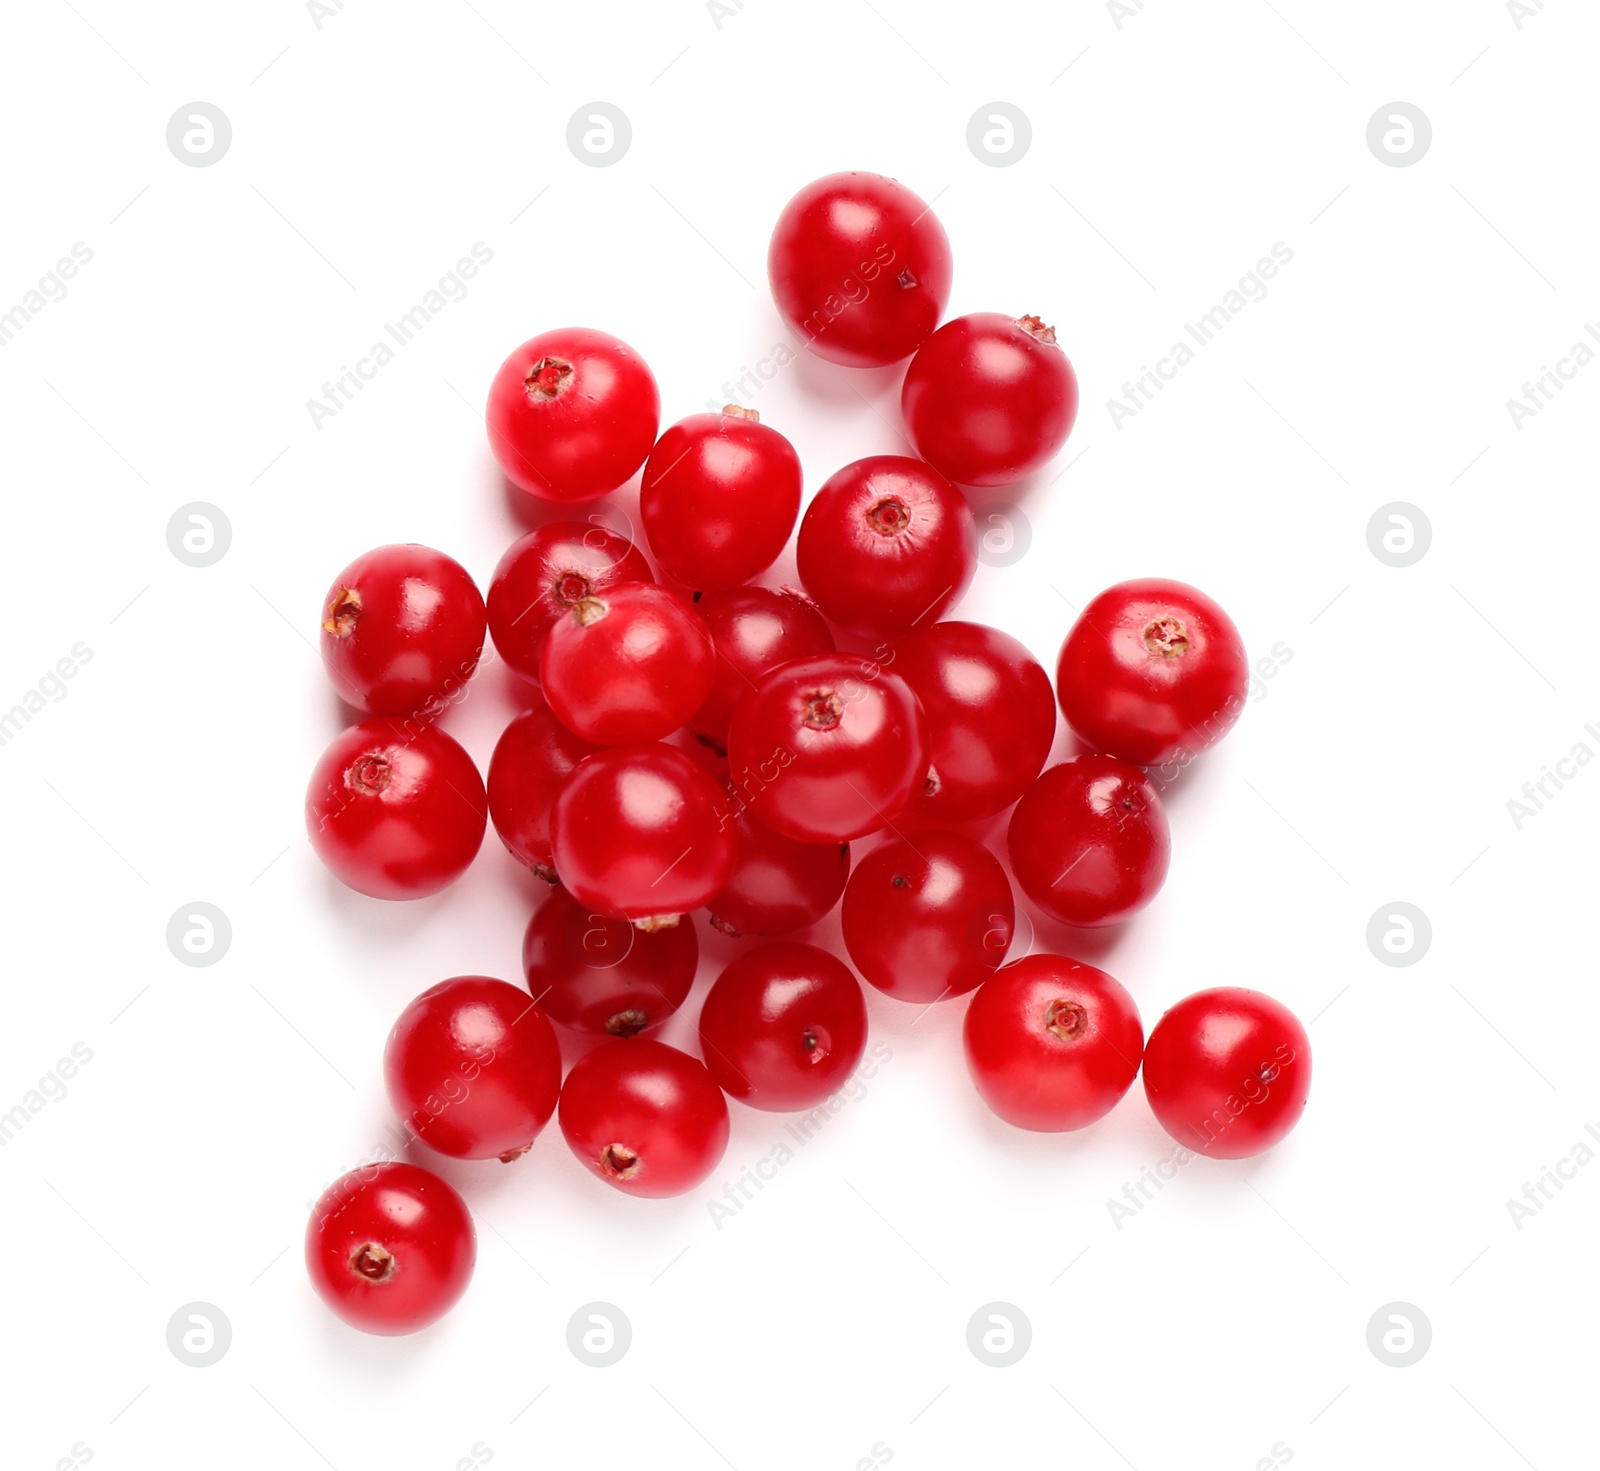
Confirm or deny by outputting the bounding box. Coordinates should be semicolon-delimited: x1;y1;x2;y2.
486;521;654;687
549;743;737;924
305;719;487;899
383;977;562;1161
486;327;660;502
963;957;1143;1132
319;545;486;717
768;171;953;367
726;653;929;843
305;1162;475;1335
891;620;1056;823
539;583;715;745
522;885;697;1037
486;705;600;881
708;796;850;938
901;314;1079;487
797;456;976;641
692;586;835;752
640;406;803;591
1007;757;1170;927
698;942;869;1110
841;830;1013;1003
1142;988;1311;1159
558;1039;730;1198
1056;579;1249;767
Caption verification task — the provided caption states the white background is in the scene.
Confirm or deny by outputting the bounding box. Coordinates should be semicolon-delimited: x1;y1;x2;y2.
2;1;1595;1467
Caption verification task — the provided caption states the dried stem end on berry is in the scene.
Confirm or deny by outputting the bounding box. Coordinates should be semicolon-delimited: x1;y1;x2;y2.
802;1029;830;1064
1142;616;1189;657
605;1008;650;1038
867;497;911;536
554;571;592;607
634;914;681;934
1046;1000;1088;1041
347;754;391;795
532;862;560;885
498;1141;534;1163
709;914;742;938
802;691;845;731
350;1242;396;1282
323;588;361;636
1017;314;1058;345
573;595;609;627
525;356;574;399
923;765;942;798
721;403;760;421
600;1143;640;1179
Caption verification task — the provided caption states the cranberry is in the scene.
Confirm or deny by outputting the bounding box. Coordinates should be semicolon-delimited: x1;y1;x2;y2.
1007;757;1170;927
901;314;1079;486
486;327;660;501
698;942;869;1110
558;1039;730;1198
726;653;929;843
305;1162;475;1335
539;583;715;745
486;705;600;881
306;719;486;899
318;544;485;717
486;520;653;687
522;885;697;1037
549;743;737;924
890;620;1057;822
1142;988;1311;1158
383;976;561;1161
767;171;953;366
691;585;835;753
1056;579;1249;767
708;795;850;938
841;829;1013;1003
963;957;1143;1131
797;456;975;640
639;406;803;591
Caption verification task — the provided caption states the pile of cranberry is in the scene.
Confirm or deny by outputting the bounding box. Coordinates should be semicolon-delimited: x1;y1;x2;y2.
302;172;1312;1336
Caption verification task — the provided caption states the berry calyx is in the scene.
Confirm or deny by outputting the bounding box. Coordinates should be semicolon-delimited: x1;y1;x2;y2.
323;588;361;636
1017;314;1057;344
525;357;574;397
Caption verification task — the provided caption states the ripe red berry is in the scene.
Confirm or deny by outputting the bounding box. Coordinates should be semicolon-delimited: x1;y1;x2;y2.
522;884;697;1037
486;705;600;881
639;406;803;591
1142;988;1311;1159
549;743;737;924
318;545;486;717
305;1162;475;1335
305;719;487;899
538;583;715;745
383;977;562;1161
691;585;836;752
1056;579;1249;767
726;654;929;843
768;171;953;367
708;795;850;938
558;1039;730;1198
486;327;660;501
1007;756;1170;927
797;456;976;640
698;942;869;1110
486;520;653;687
901;314;1079;486
963;957;1143;1131
841;829;1013;1003
890;620;1057;822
